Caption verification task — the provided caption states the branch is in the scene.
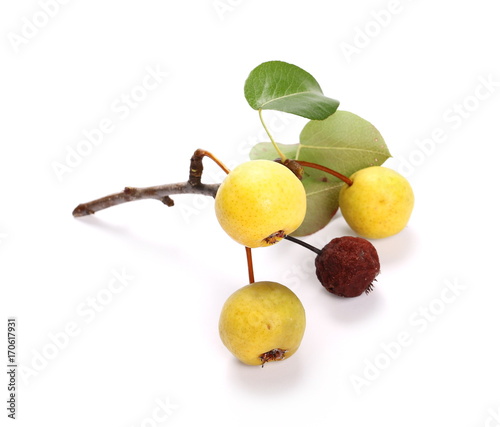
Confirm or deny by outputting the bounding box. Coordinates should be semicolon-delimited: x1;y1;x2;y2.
72;182;219;217
72;148;224;217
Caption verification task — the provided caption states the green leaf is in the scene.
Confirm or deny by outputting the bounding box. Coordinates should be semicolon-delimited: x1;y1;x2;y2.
297;110;391;176
244;61;340;120
249;142;299;161
249;111;391;236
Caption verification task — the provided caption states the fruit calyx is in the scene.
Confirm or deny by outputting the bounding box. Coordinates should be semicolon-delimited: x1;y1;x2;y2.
259;348;288;366
263;230;286;245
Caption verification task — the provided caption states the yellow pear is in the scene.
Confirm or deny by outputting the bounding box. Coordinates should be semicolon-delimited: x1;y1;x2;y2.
219;281;306;366
215;160;306;248
339;166;414;239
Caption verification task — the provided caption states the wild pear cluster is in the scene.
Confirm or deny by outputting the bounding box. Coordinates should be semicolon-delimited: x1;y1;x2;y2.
73;60;415;367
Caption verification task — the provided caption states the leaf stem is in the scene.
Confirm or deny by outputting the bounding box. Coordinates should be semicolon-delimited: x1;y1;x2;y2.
295;160;353;186
258;109;287;163
284;235;322;255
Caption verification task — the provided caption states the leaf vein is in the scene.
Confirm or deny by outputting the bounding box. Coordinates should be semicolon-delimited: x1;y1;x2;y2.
259;90;318;108
306;185;342;197
299;144;389;154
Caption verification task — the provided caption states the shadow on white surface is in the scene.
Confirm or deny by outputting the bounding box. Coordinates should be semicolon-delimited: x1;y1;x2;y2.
224;352;306;395
321;287;386;325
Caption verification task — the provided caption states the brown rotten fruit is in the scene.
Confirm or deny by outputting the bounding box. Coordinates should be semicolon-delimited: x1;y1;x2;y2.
315;236;380;297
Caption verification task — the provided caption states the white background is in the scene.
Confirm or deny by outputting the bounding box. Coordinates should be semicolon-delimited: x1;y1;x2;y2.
2;1;500;426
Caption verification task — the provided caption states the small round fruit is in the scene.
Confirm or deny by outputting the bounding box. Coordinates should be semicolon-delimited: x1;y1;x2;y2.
215;160;307;248
339;166;414;239
315;236;380;297
218;281;306;366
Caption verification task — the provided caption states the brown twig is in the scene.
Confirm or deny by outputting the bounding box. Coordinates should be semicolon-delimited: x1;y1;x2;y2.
72;148;223;217
72;182;219;217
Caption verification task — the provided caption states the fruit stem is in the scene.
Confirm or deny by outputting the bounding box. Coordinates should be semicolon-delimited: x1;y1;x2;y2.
245;247;255;284
192;148;231;176
259;109;287;163
284;235;321;255
295;160;353;186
